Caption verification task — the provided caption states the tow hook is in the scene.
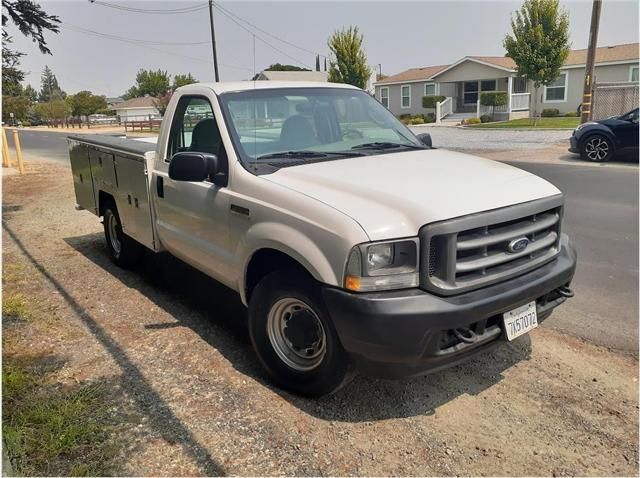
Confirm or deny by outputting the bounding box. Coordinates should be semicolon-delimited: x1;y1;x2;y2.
557;286;575;298
453;327;478;344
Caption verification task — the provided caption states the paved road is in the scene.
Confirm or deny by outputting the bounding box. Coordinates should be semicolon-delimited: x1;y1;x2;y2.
5;129;638;352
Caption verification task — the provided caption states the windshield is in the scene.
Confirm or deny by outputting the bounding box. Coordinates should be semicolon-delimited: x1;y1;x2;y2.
218;87;423;173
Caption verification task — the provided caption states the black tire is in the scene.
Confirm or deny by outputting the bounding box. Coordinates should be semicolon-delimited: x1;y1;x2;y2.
581;134;613;162
103;202;144;268
248;270;354;397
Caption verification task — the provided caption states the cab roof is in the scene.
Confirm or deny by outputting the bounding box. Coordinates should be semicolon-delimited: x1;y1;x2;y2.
176;81;360;95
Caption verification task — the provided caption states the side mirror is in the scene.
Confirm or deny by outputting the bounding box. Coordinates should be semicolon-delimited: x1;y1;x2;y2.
416;132;433;148
169;152;218;182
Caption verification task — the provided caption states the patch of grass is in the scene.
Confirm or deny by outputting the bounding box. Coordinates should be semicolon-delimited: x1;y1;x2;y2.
3;293;31;321
3;263;25;285
468;117;580;129
3;359;123;476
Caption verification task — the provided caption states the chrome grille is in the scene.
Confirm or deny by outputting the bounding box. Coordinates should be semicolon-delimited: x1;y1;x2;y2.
420;196;563;295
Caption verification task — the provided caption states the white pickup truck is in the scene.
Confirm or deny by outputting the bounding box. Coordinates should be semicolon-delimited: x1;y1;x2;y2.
69;81;576;396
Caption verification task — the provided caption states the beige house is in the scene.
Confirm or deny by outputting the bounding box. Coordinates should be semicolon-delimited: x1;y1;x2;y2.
111;96;160;121
374;43;639;121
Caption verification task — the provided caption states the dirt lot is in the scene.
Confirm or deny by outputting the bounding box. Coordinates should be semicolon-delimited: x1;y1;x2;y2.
2;160;639;476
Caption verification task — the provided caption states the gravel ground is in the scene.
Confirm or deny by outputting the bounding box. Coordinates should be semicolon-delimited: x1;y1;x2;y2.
408;125;572;150
2;160;638;476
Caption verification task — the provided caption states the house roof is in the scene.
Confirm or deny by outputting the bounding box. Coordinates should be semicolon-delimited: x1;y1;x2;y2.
375;42;639;86
111;96;158;110
257;70;328;82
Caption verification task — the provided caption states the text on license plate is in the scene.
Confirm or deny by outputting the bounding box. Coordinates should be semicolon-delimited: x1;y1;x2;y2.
503;301;538;341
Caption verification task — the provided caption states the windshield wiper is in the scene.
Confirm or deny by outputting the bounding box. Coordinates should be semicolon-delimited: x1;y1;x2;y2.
257;150;365;160
351;142;426;151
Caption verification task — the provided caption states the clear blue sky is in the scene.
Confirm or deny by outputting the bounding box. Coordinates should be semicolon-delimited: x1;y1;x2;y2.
6;0;639;97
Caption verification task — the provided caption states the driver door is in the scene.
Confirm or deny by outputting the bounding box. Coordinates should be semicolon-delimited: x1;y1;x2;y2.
153;94;235;287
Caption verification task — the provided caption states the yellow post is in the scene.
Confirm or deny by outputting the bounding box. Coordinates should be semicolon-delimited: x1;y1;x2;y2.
2;128;12;168
12;129;24;174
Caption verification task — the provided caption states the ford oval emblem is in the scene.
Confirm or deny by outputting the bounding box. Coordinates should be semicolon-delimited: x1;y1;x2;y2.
507;237;530;253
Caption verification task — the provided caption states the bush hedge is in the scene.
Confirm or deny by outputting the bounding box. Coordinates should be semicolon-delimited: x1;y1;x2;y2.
425;113;436;123
541;108;560;117
463;117;482;125
480;91;508;107
410;117;425;125
422;95;446;109
564;111;579;117
479;114;493;123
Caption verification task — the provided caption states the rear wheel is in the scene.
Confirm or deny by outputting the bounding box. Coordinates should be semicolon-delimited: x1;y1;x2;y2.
103;202;144;268
581;134;613;162
248;270;354;397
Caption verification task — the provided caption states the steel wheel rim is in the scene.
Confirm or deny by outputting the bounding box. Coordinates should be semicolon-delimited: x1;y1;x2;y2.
267;298;327;371
107;212;121;256
585;137;609;161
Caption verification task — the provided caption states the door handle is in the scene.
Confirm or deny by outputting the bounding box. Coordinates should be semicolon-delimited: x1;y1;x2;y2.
157;177;164;198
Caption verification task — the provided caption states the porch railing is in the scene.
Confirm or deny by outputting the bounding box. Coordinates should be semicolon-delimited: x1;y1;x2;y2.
511;93;531;111
436;97;452;122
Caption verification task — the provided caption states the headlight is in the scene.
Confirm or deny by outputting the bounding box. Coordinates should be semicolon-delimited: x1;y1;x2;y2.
344;239;419;292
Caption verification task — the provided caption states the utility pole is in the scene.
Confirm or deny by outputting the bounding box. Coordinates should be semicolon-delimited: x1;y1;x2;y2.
208;0;220;82
581;0;602;123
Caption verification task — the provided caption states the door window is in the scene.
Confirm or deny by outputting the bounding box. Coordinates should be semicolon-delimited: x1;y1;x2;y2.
463;81;478;104
168;96;220;158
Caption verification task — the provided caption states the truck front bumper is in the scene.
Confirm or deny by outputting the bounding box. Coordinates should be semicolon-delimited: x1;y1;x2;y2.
322;234;577;379
569;135;580;153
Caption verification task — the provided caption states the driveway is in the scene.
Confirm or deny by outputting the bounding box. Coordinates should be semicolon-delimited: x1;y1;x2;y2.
409;124;572;150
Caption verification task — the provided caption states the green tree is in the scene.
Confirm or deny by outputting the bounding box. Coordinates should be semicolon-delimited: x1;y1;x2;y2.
2;95;31;122
250;63;310;81
67;90;107;117
2;36;24;96
503;0;570;121
2;0;60;54
22;84;38;102
34;98;69;120
327;26;371;89
124;69;170;99
2;0;60;95
172;73;197;90
39;65;65;102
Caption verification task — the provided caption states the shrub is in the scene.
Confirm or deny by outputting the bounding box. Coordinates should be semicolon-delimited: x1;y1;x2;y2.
480;91;508;108
479;114;493;123
399;113;411;120
412;113;425;121
425;113;436;123
541;108;560;117
564;111;578;117
463;117;481;125
20;121;31;127
422;95;446;109
410;117;425;125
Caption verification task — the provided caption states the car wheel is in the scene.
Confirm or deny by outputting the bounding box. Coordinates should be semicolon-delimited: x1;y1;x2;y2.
103;202;144;268
581;134;613;162
248;269;354;397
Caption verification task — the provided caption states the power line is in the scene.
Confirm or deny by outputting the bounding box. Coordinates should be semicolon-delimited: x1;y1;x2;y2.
63;24;252;72
212;5;312;69
66;24;210;46
212;1;325;59
89;1;208;15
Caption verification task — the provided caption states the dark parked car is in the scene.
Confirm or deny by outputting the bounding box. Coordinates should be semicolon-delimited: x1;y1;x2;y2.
569;108;639;162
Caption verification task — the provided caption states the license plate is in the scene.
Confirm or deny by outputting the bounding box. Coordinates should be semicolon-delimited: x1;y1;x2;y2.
503;301;538;341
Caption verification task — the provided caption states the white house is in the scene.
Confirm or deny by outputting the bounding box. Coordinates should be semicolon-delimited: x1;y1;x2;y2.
111;96;160;121
374;42;640;121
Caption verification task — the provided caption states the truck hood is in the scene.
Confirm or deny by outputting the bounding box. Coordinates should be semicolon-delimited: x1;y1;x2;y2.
265;149;561;241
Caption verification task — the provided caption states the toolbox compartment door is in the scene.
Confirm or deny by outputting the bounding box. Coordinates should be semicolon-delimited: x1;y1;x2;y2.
68;140;97;214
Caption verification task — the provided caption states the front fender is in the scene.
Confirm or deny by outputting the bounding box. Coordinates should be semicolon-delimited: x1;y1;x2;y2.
236;221;343;305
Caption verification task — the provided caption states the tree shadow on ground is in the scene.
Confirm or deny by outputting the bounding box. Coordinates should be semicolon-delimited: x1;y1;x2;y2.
63;232;533;423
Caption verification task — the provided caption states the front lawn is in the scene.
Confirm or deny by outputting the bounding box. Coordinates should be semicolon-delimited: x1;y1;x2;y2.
468;117;580;129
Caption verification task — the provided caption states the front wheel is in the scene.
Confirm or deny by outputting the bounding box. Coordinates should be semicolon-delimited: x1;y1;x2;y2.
248;270;354;397
103;203;144;268
581;134;613;162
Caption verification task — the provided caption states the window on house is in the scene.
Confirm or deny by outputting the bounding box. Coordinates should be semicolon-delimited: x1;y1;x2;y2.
424;82;436;96
544;73;567;102
630;66;639;82
379;87;389;108
401;85;411;108
513;77;527;93
480;79;496;91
